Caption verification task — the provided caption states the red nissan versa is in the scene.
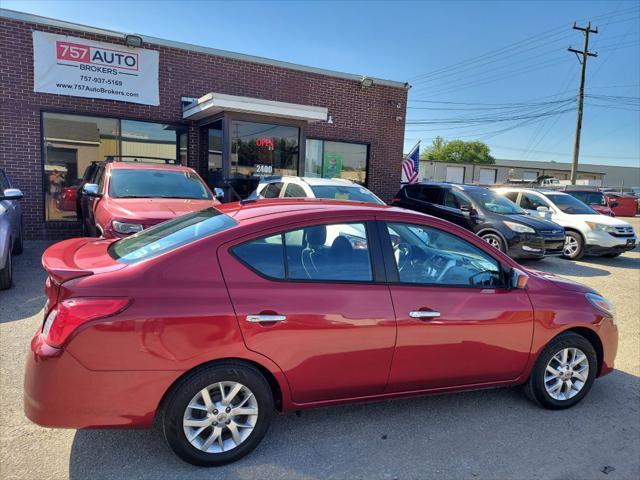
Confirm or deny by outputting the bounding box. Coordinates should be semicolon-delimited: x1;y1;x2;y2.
25;200;618;466
80;159;221;238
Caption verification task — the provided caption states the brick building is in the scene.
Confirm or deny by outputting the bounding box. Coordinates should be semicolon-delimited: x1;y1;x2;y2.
0;9;409;239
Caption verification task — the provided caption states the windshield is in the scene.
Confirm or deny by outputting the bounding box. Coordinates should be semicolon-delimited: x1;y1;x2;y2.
108;208;237;263
566;191;606;206
545;193;597;214
466;189;525;214
109;169;212;199
310;185;385;204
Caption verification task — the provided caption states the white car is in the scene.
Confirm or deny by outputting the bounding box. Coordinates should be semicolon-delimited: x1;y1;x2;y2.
495;187;637;259
248;176;385;205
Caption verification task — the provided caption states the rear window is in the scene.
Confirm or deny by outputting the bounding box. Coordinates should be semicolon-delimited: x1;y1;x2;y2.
566;191;606;206
108;207;237;263
310;185;384;204
109;169;212;200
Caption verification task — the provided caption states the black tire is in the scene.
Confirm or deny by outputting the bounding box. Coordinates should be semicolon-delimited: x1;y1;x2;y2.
162;362;274;467
525;332;597;410
0;247;12;290
13;223;23;255
480;232;506;253
562;231;584;260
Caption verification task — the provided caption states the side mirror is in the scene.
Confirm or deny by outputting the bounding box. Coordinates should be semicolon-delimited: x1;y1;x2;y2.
82;183;102;198
214;187;225;202
509;267;529;290
0;188;23;201
536;206;550;213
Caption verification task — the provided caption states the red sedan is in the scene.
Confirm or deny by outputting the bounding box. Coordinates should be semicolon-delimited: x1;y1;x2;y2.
25;200;617;466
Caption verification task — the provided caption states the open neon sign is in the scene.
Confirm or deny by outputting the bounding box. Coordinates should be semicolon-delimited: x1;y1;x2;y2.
256;138;274;149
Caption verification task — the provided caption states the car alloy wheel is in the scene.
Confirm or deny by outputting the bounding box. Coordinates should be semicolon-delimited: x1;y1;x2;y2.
543;347;589;401
482;233;504;252
525;332;596;409
563;236;579;256
183;381;258;453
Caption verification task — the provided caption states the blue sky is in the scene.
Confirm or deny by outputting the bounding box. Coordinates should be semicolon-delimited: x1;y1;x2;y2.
4;0;639;167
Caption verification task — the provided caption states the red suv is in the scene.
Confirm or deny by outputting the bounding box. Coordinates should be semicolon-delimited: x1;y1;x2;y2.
79;159;221;238
25;200;617;466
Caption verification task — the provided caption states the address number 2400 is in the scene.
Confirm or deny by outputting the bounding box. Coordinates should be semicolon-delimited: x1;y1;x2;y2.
255;164;273;175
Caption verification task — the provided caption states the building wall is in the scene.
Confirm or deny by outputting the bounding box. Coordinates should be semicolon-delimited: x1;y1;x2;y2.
0;15;407;239
419;161;608;185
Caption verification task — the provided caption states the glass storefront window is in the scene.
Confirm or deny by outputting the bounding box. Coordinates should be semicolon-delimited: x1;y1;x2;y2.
42;113;186;221
304;139;369;186
121;120;186;162
230;120;299;178
207;121;223;188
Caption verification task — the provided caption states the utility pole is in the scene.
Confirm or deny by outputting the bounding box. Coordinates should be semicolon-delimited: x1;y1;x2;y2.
568;22;597;184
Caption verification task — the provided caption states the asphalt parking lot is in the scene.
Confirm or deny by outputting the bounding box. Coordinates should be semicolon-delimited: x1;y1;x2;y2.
1;219;638;480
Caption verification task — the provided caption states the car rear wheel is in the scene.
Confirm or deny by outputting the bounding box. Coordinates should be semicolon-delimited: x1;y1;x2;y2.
0;248;12;290
12;224;23;255
525;332;597;409
562;231;584;260
162;363;274;466
480;232;505;252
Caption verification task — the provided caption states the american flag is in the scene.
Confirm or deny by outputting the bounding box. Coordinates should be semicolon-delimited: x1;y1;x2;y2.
401;142;420;184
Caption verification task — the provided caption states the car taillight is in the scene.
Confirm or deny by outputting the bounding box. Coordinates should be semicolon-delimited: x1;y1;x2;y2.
42;297;130;348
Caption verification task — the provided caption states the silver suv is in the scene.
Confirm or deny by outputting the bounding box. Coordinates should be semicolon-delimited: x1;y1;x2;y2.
1;169;24;290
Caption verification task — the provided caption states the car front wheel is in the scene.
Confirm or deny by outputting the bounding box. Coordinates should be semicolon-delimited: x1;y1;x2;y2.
562;231;584;260
0;247;12;290
525;332;597;409
481;232;505;252
162;363;274;466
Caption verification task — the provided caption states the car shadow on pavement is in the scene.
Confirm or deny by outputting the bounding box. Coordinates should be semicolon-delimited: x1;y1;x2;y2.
0;241;52;324
68;370;640;480
579;254;640;270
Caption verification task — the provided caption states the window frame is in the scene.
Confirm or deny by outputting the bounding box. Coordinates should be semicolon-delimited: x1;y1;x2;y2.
376;220;509;289
40;110;188;225
229;219;386;285
305;138;371;187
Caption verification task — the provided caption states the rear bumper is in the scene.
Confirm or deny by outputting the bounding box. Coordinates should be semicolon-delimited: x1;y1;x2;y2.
24;333;178;429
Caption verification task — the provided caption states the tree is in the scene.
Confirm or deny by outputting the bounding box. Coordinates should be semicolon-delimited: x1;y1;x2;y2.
421;136;495;164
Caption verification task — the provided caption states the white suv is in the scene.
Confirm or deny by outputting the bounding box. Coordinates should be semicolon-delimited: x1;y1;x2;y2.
248;176;385;205
495;187;637;259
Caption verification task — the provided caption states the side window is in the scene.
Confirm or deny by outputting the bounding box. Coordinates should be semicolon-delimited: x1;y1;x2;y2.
284;183;307;198
521;193;546;210
286;223;372;281
407;186;440;203
232;223;373;282
503;191;519;203
95;168;106;193
262;182;284;198
232;233;285;279
386;222;502;287
442;189;469;209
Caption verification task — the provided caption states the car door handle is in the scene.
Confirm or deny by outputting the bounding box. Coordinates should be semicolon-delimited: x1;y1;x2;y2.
409;311;441;319
246;314;287;323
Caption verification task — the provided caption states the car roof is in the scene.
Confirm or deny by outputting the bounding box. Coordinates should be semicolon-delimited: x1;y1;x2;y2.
261;176;356;187
107;162;194;172
407;182;486;191
217;198;394;223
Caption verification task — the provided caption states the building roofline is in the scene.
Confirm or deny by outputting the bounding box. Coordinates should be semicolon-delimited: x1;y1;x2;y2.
0;8;410;90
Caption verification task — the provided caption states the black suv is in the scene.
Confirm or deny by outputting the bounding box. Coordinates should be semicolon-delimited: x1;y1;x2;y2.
392;183;565;259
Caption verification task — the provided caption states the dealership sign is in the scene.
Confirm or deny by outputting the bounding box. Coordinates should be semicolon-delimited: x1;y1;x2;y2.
32;31;159;106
